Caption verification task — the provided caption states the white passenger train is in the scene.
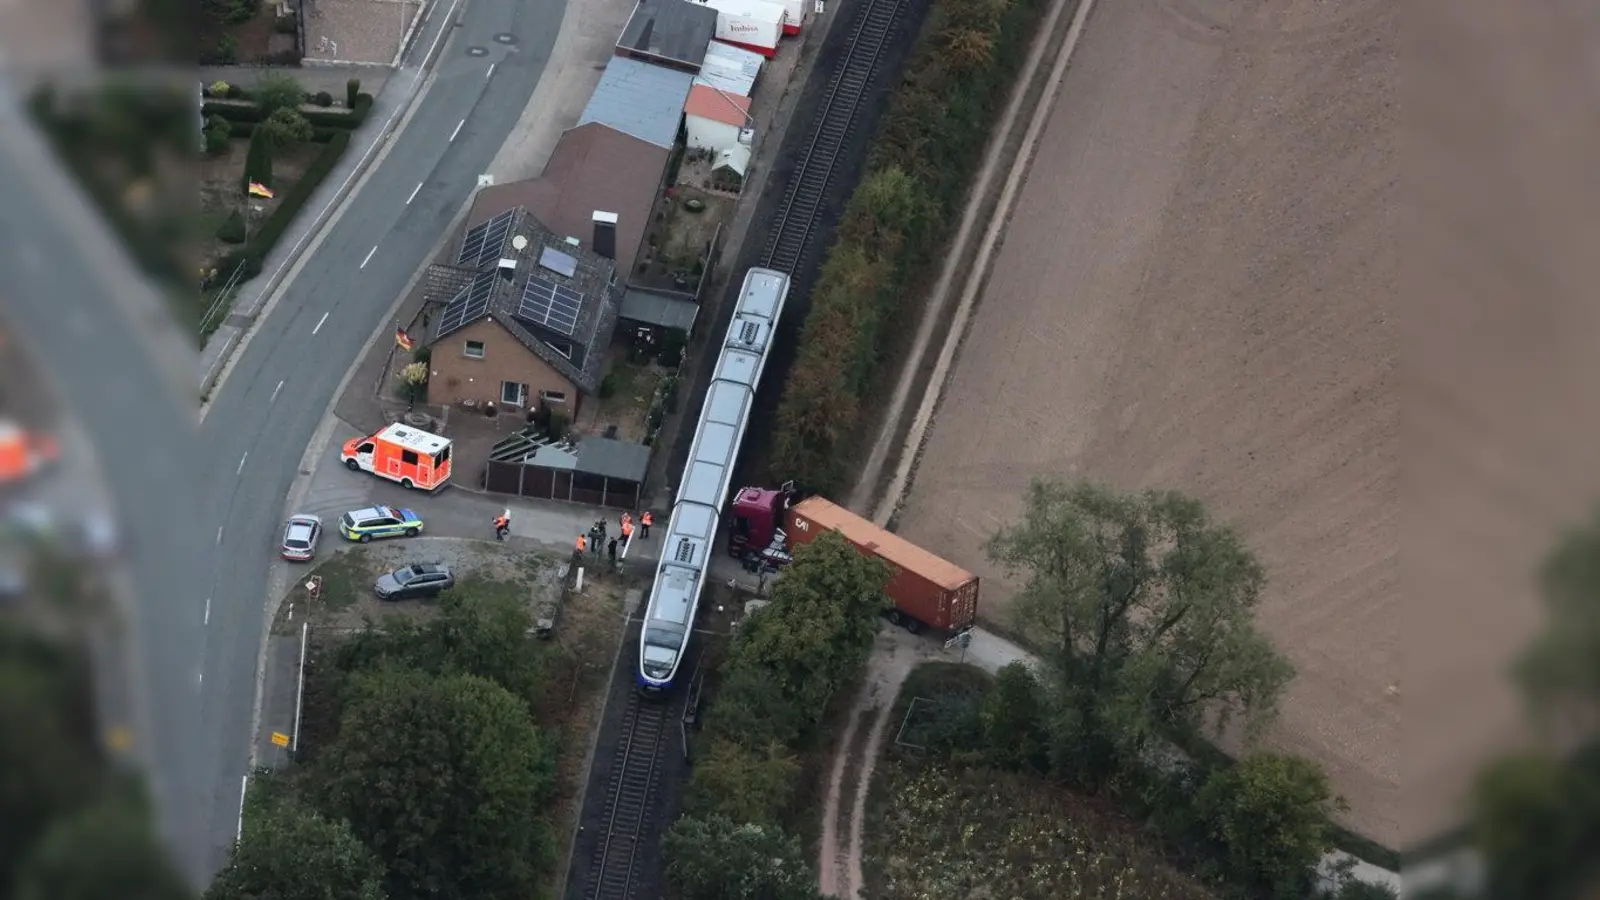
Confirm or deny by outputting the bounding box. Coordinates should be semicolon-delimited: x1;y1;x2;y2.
636;267;790;691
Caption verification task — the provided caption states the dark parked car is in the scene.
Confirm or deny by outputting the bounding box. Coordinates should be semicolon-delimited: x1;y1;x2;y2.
374;563;455;601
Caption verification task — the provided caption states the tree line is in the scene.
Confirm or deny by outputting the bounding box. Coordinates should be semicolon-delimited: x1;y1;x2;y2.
205;589;564;900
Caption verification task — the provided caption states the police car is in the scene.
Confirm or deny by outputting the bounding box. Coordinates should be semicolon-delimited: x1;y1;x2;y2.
338;506;424;543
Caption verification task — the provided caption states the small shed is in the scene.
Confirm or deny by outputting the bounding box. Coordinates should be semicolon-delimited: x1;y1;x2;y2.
615;0;719;72
578;56;697;150
695;39;762;96
712;143;752;190
684;83;751;153
620;287;701;333
485;435;649;510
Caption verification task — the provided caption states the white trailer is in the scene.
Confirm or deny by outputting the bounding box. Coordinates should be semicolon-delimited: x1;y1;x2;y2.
696;0;784;57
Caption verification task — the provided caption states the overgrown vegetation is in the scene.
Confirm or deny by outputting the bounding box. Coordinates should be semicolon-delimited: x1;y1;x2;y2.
0;619;188;898
767;0;1047;494
664;530;892;899
206;587;567;900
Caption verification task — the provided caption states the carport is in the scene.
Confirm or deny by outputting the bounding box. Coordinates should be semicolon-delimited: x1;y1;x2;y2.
484;435;649;510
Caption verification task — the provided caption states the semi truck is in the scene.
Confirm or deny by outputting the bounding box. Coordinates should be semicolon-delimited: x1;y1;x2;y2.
727;486;979;634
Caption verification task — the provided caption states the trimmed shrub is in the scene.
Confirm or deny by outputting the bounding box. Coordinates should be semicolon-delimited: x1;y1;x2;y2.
598;373;619;399
346;78;361;109
203;115;233;154
241;127;273;192
314;91;333;108
274;11;297;33
216;209;247;244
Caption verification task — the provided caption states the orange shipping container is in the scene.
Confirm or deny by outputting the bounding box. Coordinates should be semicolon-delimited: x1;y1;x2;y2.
783;497;979;632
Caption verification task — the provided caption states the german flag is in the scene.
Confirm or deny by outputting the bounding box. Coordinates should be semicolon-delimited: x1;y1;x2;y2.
247;181;275;199
395;327;415;352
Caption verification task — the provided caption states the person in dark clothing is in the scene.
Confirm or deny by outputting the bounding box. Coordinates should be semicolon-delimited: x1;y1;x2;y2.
608;537;618;563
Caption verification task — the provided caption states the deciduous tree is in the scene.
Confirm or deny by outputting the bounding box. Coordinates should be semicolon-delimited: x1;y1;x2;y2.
980;662;1050;773
986;479;1293;785
1470;750;1600;899
314;668;556;900
684;737;799;828
726;530;892;727
334;587;548;713
663;814;820;900
1194;752;1345;898
1514;509;1600;734
206;796;386;900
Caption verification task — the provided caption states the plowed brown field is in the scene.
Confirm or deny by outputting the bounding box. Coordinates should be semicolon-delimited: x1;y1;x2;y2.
896;0;1400;843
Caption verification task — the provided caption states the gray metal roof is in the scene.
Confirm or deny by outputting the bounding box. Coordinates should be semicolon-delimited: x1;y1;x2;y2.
616;0;718;69
578;57;696;150
694;40;761;96
619;287;700;331
577;436;651;483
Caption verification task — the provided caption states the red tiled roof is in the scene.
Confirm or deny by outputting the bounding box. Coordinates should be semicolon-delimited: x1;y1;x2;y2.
684;83;750;127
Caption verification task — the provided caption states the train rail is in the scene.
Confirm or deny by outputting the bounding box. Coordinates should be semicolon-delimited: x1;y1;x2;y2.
761;0;906;274
581;695;669;900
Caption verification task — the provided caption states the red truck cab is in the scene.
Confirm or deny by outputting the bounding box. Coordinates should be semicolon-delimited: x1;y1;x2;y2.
727;485;790;558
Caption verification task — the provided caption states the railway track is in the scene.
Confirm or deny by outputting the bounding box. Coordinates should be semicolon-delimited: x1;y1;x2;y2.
761;0;906;274
581;695;669;900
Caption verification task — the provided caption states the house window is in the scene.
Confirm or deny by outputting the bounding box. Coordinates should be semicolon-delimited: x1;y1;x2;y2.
464;340;485;359
540;390;567;405
501;381;527;406
546;340;572;360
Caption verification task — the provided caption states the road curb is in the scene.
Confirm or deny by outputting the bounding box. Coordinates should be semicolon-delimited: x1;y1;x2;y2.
199;0;469;404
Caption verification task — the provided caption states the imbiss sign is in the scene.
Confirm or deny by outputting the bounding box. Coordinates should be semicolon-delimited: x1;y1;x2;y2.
726;20;759;33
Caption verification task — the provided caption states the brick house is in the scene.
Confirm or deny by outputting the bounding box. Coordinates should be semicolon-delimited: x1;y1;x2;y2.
425;207;622;417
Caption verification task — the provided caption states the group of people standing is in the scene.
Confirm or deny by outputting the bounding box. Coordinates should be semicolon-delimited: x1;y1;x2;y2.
573;510;652;563
490;507;656;565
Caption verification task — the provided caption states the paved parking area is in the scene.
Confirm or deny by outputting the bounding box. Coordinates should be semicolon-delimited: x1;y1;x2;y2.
302;0;422;65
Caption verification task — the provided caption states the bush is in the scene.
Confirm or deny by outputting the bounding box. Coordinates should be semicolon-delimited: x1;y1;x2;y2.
1194;753;1347;898
253;73;305;117
203;115;232;154
214;34;239;65
216;209;247;244
548;411;569;440
346;78;361;109
208;80;231;97
313;90;333;108
657;327;687;368
598;372;618;399
663;815;818;900
273;11;297;33
240;127;273;192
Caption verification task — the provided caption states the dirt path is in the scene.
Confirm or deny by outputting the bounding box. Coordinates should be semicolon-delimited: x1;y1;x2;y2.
817;628;932;898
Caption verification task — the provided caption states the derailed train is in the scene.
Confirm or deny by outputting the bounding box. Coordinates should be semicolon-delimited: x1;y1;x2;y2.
636;267;790;692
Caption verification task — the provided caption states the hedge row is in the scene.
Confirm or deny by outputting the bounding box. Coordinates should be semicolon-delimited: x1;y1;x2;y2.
225;121;347;144
208;130;352;332
766;0;1047;496
203;93;374;129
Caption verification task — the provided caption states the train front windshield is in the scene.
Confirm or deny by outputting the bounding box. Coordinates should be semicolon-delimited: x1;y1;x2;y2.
641;621;687;680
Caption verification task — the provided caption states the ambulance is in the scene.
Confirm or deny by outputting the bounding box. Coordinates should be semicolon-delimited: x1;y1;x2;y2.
340;423;453;491
0;419;60;487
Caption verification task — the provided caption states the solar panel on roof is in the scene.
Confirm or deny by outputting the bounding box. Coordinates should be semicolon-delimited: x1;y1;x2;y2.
457;210;516;268
516;276;584;337
539;246;579;278
434;270;499;337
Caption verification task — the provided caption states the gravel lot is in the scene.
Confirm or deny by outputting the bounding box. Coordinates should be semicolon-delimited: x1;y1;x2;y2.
895;0;1400;844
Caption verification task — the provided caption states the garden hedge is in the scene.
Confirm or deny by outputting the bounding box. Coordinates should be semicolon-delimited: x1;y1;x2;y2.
766;0;1048;496
211;130;352;321
202;92;373;129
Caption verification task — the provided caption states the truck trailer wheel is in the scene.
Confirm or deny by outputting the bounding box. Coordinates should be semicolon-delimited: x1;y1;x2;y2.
887;610;904;627
904;617;923;635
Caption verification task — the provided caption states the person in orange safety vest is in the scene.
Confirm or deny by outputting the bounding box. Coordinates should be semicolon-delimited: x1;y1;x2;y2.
640;510;653;539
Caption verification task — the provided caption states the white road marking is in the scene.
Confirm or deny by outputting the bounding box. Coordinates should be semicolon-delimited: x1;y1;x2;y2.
237;452;249;475
216;525;225;545
406;181;423;204
237;775;248;842
360;246;377;269
313;312;329;334
204;597;211;625
486;63;495;79
270;380;284;403
450;118;465;141
197;669;204;686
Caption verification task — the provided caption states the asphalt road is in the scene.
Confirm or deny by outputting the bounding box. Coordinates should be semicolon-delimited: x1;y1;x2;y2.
3;0;564;885
192;0;566;879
